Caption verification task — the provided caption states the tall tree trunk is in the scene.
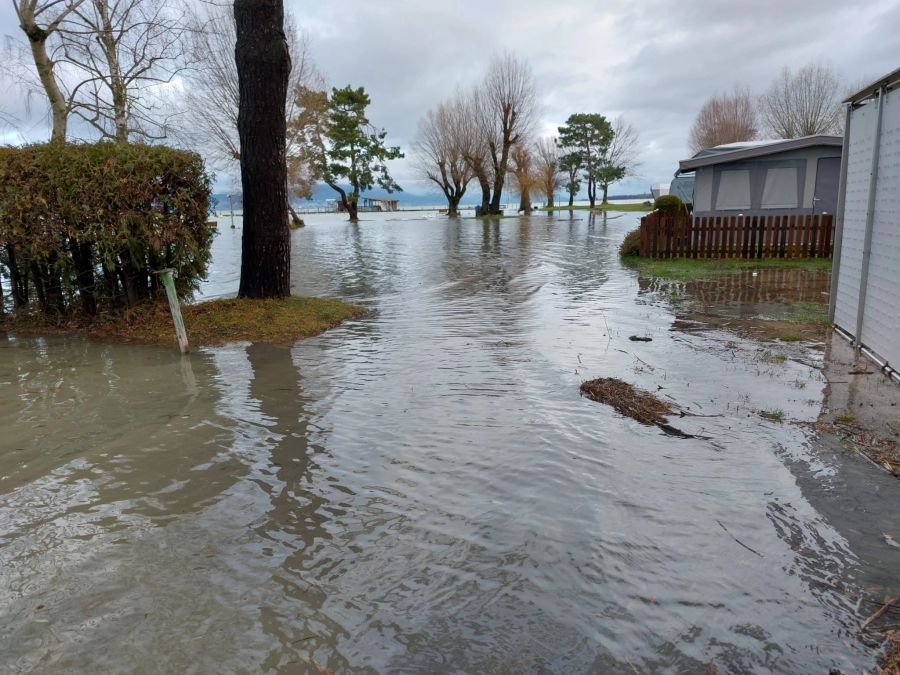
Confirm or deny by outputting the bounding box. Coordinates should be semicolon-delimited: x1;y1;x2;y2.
24;30;68;142
545;190;554;209
602;183;609;205
235;0;292;299
568;192;574;207
587;178;596;208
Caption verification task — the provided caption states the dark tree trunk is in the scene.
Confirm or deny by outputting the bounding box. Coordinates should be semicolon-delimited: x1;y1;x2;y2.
447;195;460;217
546;192;554;209
588;178;596;208
488;138;512;215
287;202;305;229
602;184;609;205
102;260;120;311
476;175;491;216
235;0;292;299
519;188;531;214
30;262;47;313
118;256;138;308
69;240;97;316
5;244;28;309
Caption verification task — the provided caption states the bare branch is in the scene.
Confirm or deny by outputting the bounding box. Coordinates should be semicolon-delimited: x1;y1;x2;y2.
688;85;758;153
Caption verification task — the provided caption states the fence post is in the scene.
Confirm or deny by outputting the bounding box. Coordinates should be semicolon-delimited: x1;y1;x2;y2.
157;268;189;354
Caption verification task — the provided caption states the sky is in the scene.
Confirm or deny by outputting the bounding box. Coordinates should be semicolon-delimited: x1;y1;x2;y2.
2;0;899;197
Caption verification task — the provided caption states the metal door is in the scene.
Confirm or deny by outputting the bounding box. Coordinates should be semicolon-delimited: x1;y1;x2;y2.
813;157;840;214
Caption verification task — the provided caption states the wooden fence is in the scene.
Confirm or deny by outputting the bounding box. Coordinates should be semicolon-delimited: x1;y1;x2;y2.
638;212;835;259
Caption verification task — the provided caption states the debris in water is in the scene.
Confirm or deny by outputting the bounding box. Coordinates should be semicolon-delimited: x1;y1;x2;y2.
580;377;672;425
579;377;706;438
861;597;899;633
629;335;653;342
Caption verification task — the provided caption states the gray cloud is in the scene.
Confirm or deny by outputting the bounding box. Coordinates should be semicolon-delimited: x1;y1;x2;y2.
3;0;898;193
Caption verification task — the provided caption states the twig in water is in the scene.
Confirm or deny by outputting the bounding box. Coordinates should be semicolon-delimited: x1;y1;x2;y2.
860;597;899;632
716;520;764;558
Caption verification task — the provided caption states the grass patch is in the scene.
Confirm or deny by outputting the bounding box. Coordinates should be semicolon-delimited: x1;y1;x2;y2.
777;334;804;342
759;409;786;422
1;296;367;347
783;301;829;326
540;202;652;212
835;412;857;425
623;256;832;282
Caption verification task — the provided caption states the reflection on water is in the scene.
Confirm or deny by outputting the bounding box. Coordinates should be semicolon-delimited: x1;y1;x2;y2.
2;211;898;673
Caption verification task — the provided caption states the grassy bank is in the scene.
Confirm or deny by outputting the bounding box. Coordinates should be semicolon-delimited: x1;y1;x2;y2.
623;256;832;282
1;296;367;347
540;203;652;212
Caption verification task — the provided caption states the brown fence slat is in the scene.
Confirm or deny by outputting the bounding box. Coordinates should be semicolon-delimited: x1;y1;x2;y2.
636;213;833;260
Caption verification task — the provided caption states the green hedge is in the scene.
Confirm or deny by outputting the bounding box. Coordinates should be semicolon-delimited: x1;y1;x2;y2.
0;142;213;316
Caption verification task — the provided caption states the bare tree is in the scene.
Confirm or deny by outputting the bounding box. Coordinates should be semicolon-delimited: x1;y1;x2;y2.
57;0;188;143
534;137;562;208
481;52;537;215
413;98;473;216
508;142;537;213
454;89;493;215
759;62;843;138
12;0;85;142
688;86;758;153
599;116;640;204
184;3;323;226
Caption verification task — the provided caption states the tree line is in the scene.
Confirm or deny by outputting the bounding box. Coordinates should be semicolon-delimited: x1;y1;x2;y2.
412;55;640;216
688;61;849;153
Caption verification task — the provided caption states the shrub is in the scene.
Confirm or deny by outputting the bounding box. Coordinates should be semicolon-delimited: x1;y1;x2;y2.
653;194;686;214
0;142;213;317
620;228;641;256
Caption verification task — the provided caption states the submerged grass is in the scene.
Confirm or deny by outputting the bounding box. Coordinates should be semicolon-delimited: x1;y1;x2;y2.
623;256;833;282
1;296;367;347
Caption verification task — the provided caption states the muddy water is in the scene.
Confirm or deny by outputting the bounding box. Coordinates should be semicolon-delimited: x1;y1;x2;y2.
2;211;899;673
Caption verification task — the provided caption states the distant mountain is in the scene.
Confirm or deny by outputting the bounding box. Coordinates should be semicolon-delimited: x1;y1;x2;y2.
212;185;652;211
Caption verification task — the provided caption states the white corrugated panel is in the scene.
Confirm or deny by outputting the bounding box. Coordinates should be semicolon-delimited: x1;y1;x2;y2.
834;101;878;332
835;85;900;369
860;89;900;366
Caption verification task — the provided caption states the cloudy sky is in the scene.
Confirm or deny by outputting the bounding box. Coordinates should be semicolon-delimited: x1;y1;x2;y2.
2;0;898;196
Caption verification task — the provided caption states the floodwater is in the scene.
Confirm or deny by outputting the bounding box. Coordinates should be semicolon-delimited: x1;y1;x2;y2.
2;211;899;673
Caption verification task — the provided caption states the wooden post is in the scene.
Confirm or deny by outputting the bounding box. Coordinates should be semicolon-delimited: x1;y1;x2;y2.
157;269;189;354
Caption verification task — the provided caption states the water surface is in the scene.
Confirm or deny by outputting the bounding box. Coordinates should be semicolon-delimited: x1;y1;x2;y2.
2;211;898;673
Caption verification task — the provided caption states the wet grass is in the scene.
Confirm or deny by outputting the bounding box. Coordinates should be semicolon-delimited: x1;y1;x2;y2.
783;301;829;325
541;203;652;212
1;296;367;347
624;256;832;282
759;409;786;422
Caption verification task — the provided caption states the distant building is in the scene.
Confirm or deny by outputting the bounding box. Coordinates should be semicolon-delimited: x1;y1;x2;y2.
650;183;669;199
676;135;842;218
361;197;399;212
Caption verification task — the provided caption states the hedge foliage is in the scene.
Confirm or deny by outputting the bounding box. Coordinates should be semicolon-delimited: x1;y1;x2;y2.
653;194;688;215
0;142;213;316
